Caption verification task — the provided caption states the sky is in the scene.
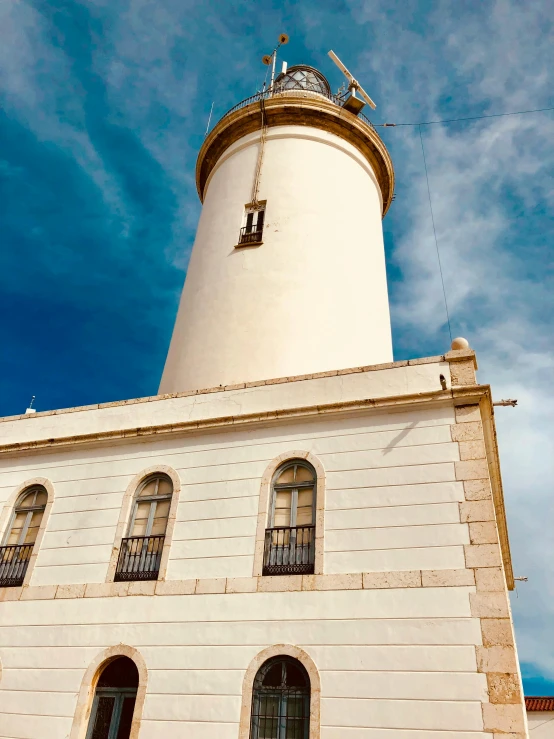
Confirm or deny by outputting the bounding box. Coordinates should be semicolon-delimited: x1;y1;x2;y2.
1;0;553;694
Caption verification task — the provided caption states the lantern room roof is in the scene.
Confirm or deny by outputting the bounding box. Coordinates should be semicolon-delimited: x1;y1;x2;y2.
273;65;331;96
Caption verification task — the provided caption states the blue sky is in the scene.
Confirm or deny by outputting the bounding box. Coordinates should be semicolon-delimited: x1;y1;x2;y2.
1;0;553;694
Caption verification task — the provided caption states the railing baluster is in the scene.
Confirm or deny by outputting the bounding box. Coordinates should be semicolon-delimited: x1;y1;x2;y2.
262;525;315;576
114;535;164;582
238;226;263;245
221;88;376;130
0;544;34;587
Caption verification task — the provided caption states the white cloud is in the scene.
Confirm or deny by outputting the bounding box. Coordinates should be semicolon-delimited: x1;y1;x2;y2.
1;0;551;684
348;0;554;680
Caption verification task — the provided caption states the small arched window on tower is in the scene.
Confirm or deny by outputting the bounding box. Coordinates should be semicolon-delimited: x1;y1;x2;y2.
0;486;47;587
238;202;266;246
114;474;173;582
264;460;316;576
85;657;138;739
250;656;311;739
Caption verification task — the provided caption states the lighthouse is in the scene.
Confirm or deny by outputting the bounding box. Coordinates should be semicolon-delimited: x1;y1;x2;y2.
0;50;530;739
159;62;395;393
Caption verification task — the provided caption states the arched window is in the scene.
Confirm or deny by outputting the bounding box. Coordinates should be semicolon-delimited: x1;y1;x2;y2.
251;656;310;739
86;657;138;739
0;486;47;587
115;474;173;582
264;461;316;576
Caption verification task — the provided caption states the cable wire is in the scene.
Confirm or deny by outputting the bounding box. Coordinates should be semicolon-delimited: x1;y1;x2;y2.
376;105;554;127
419;124;453;344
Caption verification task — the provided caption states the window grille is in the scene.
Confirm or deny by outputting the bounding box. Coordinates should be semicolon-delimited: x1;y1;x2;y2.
114;474;172;581
0;486;47;587
86;657;138;739
250;656;310;739
264;461;316;576
239;205;265;246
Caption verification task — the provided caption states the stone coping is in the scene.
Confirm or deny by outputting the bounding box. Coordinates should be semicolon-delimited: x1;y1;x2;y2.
0;567;487;602
0;350;473;424
0;384;486;456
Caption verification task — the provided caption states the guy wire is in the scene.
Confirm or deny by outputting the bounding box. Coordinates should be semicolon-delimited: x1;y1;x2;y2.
375;105;554;127
419;124;453;344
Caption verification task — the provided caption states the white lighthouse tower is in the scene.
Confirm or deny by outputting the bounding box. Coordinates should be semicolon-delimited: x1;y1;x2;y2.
0;47;530;739
159;60;395;393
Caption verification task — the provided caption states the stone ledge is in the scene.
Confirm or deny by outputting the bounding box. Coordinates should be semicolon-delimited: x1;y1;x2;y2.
487;673;522;704
0;568;483;601
475;568;506;591
460;500;496;523
302;573;362;591
363;571;421;589
482;703;526;733
56;583;86;599
465;544;502;568
450;361;477;387
464;479;493;501
445;349;478;366
456;459;491;481
455;404;482;424
451;421;484;442
459;440;487;461
476;646;518;674
421;569;475;587
480;619;515;648
470;522;499;546
470;592;510;619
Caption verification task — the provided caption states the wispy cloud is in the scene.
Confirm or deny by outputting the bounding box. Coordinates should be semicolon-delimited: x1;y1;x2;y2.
345;0;554;686
0;0;551;690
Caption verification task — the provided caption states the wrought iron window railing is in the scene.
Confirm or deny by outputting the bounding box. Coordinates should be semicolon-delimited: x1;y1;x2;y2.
251;686;310;738
238;226;263;245
114;535;165;582
0;544;34;587
263;525;315;576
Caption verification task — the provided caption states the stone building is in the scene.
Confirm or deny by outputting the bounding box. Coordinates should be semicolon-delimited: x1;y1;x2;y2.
0;62;529;738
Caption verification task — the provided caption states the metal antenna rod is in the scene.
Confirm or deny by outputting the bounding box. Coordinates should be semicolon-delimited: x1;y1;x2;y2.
270;50;277;90
264;33;289;92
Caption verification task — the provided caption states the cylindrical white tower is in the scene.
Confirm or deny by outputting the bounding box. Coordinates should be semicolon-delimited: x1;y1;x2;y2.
159;65;395;393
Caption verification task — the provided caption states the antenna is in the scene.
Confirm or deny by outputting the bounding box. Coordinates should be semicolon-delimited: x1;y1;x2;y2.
328;49;377;111
25;395;36;414
262;33;289;91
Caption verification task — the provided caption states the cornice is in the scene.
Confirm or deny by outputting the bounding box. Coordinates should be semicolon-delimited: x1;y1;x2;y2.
196;94;395;216
477;389;515;590
0;385;484;456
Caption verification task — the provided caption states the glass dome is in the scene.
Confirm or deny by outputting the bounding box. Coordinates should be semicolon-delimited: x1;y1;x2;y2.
274;65;331;96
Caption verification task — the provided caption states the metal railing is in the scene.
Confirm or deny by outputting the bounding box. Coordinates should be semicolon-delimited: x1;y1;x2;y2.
0;544;34;587
263;525;315;576
238;226;263;245
114;535;165;581
220;87;376;130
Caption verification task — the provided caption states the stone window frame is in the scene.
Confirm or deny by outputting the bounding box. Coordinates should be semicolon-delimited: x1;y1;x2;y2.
239;644;321;739
69;644;148;739
106;465;181;583
253;451;325;577
0;477;55;587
